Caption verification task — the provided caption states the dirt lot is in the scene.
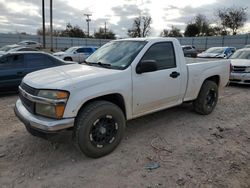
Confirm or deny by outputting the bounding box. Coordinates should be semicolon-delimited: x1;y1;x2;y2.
0;85;250;188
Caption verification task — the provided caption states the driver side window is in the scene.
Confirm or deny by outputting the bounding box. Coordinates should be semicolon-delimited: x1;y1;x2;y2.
141;42;176;70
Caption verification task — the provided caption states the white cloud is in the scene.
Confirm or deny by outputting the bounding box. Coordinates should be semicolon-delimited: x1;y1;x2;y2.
0;0;249;36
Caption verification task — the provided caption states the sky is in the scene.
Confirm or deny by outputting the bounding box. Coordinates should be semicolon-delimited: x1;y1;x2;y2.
0;0;249;37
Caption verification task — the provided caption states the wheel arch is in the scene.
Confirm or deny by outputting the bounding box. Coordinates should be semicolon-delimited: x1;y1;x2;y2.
64;56;73;61
77;93;127;119
204;75;220;86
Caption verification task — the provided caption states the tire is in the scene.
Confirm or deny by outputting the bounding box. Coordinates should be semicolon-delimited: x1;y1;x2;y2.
193;80;218;115
64;57;73;61
73;101;126;158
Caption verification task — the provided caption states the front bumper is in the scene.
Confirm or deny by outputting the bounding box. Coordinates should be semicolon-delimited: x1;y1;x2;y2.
14;99;75;132
230;72;250;84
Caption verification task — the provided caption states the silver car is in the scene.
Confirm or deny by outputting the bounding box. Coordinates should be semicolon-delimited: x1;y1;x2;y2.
230;48;250;84
17;40;42;49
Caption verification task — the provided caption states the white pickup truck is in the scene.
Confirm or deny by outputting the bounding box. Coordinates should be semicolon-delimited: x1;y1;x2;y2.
15;38;231;158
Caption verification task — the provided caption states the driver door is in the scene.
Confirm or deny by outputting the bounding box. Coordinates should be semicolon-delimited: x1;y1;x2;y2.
132;42;182;116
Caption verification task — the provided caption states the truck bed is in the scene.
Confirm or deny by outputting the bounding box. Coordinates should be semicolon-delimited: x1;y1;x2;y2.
183;58;231;102
185;57;225;64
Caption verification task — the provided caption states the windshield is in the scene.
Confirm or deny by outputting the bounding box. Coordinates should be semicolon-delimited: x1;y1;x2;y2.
86;41;147;69
65;47;77;53
230;50;250;59
205;47;225;54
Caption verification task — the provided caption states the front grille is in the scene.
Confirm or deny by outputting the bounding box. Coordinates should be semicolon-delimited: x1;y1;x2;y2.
232;66;246;73
19;82;37;114
20;82;37;95
244;80;250;83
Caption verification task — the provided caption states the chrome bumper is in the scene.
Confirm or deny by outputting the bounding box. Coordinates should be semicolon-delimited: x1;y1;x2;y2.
14;99;75;132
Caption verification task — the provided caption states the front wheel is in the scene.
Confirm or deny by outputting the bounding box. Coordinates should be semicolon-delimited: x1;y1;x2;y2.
193;80;218;115
64;57;73;61
73;101;126;158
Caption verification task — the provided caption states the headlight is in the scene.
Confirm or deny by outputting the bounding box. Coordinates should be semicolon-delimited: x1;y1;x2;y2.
35;90;69;119
245;67;250;73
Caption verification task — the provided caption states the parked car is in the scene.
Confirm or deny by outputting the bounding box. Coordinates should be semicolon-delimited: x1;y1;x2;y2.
0;47;39;58
0;51;74;91
182;45;198;57
229;48;250;84
53;46;97;63
17;40;42;49
15;37;230;158
8;47;39;52
0;44;20;55
197;47;236;58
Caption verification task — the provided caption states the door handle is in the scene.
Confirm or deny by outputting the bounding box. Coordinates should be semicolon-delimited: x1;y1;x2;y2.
170;71;180;78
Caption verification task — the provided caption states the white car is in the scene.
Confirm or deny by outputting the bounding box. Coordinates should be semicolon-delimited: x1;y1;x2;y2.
17;40;42;49
0;44;20;56
197;47;236;58
53;46;97;63
230;48;250;84
15;38;231;158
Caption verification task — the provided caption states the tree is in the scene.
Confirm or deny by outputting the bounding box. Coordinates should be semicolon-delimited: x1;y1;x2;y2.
37;28;62;36
184;23;199;37
184;14;214;36
161;26;182;37
216;7;247;35
60;23;86;38
94;27;116;39
194;14;210;36
37;23;86;38
128;16;152;37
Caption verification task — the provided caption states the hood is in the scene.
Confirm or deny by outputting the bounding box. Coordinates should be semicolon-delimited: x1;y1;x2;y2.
23;64;121;90
53;51;66;56
231;59;250;67
0;51;5;55
197;52;224;58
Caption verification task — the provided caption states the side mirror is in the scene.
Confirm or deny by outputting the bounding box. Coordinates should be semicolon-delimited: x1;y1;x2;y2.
136;60;157;74
73;51;77;54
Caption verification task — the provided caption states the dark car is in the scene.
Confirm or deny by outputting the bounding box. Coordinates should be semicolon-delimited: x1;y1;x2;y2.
0;52;73;91
182;45;198;57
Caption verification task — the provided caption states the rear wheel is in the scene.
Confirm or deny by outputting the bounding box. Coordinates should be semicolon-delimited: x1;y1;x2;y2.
73;101;126;158
193;80;218;115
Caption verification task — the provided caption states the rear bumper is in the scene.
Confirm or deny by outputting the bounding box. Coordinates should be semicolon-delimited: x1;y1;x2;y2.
14;99;75;132
230;72;250;84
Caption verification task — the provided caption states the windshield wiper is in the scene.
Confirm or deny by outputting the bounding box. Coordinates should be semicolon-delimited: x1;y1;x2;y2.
97;62;111;67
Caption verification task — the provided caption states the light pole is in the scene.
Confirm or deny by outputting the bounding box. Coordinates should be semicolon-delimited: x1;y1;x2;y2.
50;0;53;51
104;21;107;39
84;13;92;38
42;0;45;48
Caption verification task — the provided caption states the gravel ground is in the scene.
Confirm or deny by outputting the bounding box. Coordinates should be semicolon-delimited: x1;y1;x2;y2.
0;85;250;188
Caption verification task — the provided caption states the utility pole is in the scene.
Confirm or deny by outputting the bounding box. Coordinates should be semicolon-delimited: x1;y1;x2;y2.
104;22;107;39
50;0;53;51
42;0;45;48
84;13;92;38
